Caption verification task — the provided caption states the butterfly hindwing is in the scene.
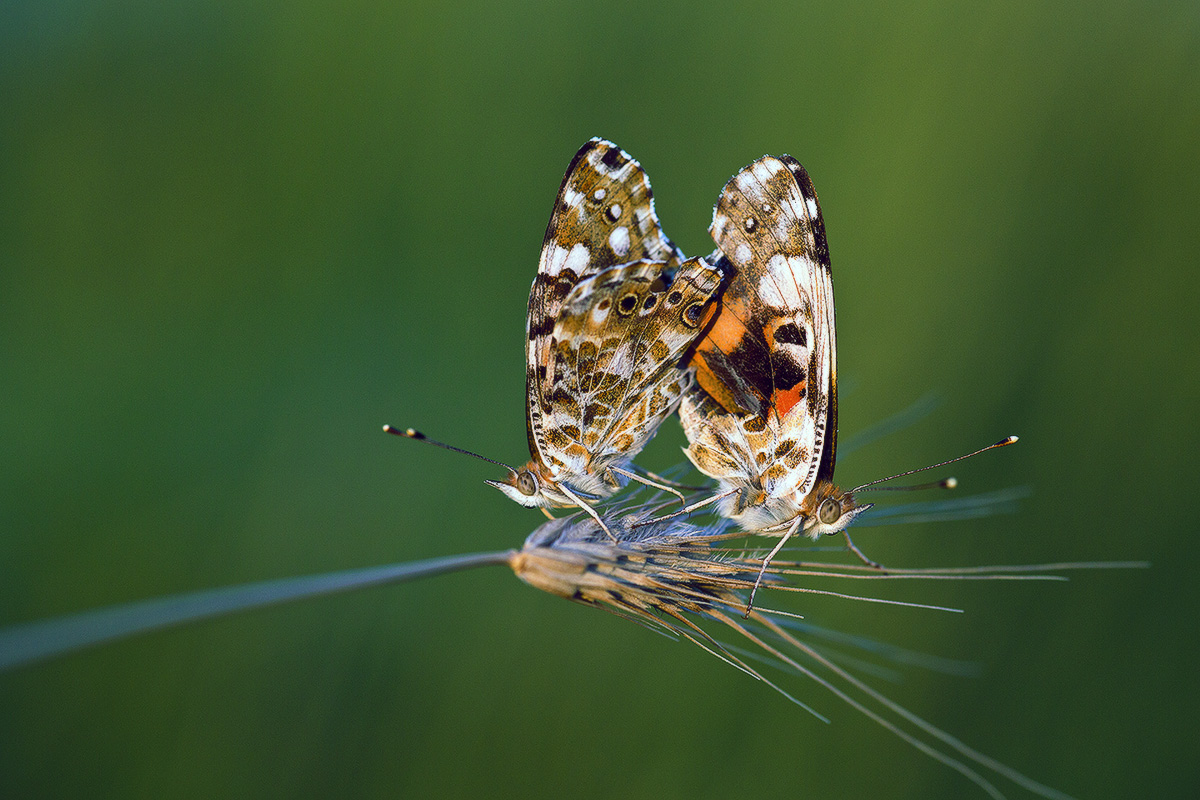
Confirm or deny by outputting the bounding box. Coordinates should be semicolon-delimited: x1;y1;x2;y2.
539;257;722;495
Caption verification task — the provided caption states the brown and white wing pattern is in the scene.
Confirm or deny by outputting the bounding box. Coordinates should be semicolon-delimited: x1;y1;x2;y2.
526;139;683;472
540;257;722;497
681;156;838;530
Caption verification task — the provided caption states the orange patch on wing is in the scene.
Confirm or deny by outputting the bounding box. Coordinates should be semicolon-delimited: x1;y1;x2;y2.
772;381;805;418
696;301;747;355
690;302;752;414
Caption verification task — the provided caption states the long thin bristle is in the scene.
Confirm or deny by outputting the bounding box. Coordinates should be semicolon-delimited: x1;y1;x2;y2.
507;492;1125;800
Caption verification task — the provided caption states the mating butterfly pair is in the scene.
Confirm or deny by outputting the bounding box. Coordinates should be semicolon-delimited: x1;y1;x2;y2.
494;139;866;567
397;139;1008;605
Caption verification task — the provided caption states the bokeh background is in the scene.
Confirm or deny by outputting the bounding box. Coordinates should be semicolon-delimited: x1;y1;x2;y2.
2;1;1196;798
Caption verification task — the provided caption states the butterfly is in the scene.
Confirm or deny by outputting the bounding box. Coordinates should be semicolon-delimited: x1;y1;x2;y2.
488;139;724;535
678;154;872;602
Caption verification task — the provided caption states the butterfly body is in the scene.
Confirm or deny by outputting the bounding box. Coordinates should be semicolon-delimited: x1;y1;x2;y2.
681;155;869;542
490;140;722;515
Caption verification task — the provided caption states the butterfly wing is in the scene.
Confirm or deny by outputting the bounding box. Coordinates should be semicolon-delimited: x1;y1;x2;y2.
539;257;721;494
682;156;838;523
526;139;684;470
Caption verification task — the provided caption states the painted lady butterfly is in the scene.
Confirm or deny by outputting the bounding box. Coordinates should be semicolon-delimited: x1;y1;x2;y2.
678;155;872;602
488;139;723;534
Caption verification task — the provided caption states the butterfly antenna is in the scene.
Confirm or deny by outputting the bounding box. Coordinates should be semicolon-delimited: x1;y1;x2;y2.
859;477;958;493
851;437;1018;493
383;425;518;473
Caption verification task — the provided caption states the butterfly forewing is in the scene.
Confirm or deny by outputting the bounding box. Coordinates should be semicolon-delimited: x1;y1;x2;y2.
525;139;684;472
503;139;725;513
681;156;839;527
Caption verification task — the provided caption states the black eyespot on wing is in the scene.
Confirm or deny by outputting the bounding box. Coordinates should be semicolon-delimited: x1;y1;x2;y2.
773;354;806;392
600;147;623;169
774;322;806;347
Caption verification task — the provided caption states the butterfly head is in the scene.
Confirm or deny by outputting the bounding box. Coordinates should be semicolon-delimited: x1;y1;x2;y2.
802;482;872;538
486;462;547;508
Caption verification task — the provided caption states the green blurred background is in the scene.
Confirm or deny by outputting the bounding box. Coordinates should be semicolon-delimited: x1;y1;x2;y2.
2;1;1196;798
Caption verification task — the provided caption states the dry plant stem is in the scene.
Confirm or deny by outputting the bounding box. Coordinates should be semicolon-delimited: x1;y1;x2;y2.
0;550;515;672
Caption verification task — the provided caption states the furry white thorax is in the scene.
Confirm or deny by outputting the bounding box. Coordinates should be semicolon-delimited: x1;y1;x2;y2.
707;474;868;538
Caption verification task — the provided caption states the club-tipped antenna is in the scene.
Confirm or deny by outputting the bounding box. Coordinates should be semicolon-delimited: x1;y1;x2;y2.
851;436;1018;493
383;425;518;473
858;477;958;493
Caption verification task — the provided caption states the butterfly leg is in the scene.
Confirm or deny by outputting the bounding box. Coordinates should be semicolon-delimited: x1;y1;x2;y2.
842;529;885;571
745;516;803;617
630;486;740;528
555;483;617;542
628;465;709;493
608;466;687;508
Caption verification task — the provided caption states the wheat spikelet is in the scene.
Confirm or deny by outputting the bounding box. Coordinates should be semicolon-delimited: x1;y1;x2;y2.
507;498;1093;800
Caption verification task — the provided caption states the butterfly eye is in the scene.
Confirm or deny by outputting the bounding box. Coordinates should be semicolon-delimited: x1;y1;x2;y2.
818;497;841;525
516;471;537;496
617;294;639;316
682;301;707;327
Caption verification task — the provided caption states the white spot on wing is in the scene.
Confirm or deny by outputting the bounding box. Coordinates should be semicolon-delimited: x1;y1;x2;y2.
773;215;792;241
751;159;781;186
736;171;767;202
734;243;752;264
609;226;630;257
805;196;819;219
563;242;590;275
757;254;805;309
634;206;651;233
542;243;569;276
775;343;806;368
562;186;585;210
